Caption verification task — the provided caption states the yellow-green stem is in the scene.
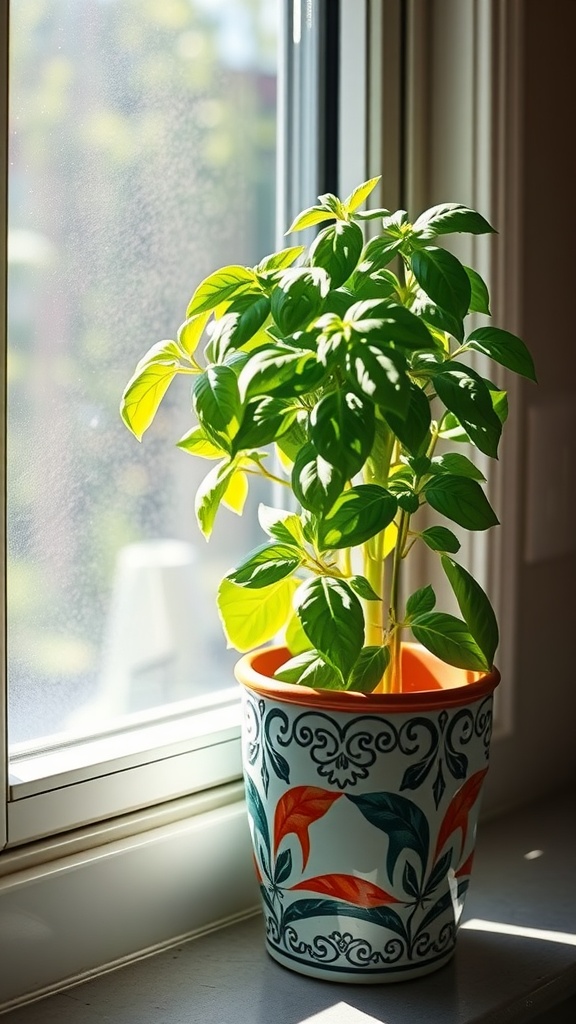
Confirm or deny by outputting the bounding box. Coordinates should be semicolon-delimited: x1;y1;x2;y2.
384;510;410;694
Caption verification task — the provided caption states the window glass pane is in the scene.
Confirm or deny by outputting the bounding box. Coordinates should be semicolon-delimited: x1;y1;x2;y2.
7;0;278;747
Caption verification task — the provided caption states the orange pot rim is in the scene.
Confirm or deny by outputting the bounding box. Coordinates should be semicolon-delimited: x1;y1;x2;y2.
235;642;500;713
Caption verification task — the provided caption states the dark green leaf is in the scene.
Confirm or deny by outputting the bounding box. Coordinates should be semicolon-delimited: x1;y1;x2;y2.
292;443;344;514
244;774;270;852
464;266;491;315
274;848;293;885
424;475;499;531
348;575;381;601
275;417;308;464
310;391;375;479
413;203;495;239
411;289;464;342
232;396;295;453
274;651;341;689
281;898;406;938
403;860;421;899
347;792;429;882
294;577;364;679
348;646;390;692
384;382;432;456
238;344;323;401
346;343;410;418
432;363;502;458
208;296;270;361
347;300;436;352
317;484;398;550
431;453;486;481
411;612;489;670
193;365;242;452
411;247;471;322
467;326;537;382
357;235;403;270
441;556;499;667
420;526;461;554
271;267;330;333
308;221;364;288
406;585;436;619
227;542;302;589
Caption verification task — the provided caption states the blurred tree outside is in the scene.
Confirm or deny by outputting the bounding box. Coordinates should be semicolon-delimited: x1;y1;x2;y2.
7;0;278;743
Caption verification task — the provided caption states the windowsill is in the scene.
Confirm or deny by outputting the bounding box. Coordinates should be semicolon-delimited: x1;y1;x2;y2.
2;790;575;1024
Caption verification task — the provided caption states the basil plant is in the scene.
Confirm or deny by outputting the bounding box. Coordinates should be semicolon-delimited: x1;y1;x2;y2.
121;177;535;694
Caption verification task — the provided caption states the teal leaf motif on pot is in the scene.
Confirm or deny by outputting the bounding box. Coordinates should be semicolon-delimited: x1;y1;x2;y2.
347;792;429;886
282;898;407;940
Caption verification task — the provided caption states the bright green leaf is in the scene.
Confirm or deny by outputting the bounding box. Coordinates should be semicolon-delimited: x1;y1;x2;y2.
412;203;495;239
348;575;381;601
217;576;297;652
187;265;256;317
177;426;224;459
120;340;187;441
287;206;336;233
258;504;305;547
193;364;241;452
343;175;381;213
274;650;340;688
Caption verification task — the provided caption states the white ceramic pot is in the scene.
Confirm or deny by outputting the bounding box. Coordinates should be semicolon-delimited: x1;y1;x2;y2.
235;643;500;983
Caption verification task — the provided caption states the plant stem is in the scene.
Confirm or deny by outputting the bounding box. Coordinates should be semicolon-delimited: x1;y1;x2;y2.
384;509;410;694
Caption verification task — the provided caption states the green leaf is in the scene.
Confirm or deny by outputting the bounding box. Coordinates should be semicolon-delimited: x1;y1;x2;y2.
292;443;344;515
431;453;486;481
308;221;364;288
177;311;210;358
227;542;303;589
284;609;312;655
406;585;436;619
217;576;297;652
310;391;375;479
271;267;330;334
424;475;499;531
257;246;305;272
464;266;491;315
231;396;295;453
318;485;397;550
411;612;489;671
294;577;364;679
258;505;304;547
384;382;431;455
412;289;464;343
467;326;537;382
357;235;403;272
287;206;336;233
347;646;390;693
441;556;498;667
413;203;495;239
208;296;271;359
193;365;242;452
343;175;381;213
420;526;461;554
177;426;225;460
346;343;410;418
187;265;256;317
274;651;341;689
346;300;436;352
411;247;471;322
238;344;322;401
348;575;381;601
432;364;502;458
120;340;188;441
194;459;238;538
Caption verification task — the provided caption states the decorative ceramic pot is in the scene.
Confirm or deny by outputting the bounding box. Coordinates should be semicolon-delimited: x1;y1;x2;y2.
235;643;500;983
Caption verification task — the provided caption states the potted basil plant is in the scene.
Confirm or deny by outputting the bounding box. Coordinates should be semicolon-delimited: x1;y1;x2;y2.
121;176;535;983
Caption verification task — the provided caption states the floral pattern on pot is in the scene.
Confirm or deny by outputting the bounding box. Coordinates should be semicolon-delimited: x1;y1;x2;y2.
240;678;495;983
